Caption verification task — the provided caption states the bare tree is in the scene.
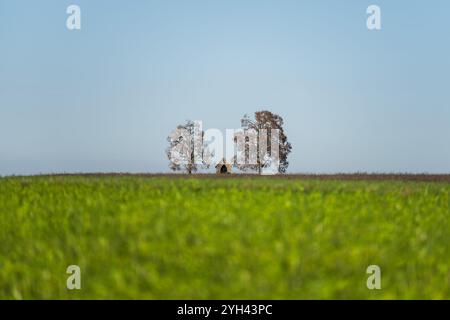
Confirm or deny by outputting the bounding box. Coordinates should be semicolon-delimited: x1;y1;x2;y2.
166;120;207;174
236;110;292;174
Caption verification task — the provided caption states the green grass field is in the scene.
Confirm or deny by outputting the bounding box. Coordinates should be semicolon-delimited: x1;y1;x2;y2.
0;175;448;299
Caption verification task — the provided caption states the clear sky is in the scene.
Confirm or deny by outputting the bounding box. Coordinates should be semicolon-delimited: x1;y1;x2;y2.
1;0;449;175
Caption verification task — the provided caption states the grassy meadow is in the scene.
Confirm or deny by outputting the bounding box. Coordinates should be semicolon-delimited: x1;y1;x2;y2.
0;175;448;299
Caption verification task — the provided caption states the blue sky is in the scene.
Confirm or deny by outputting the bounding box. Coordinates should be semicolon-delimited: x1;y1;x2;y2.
1;0;449;175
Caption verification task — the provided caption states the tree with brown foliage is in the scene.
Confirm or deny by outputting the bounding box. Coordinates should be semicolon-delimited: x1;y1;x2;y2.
236;110;292;174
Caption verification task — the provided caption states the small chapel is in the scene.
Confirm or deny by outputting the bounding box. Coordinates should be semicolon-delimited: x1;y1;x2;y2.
215;159;233;174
